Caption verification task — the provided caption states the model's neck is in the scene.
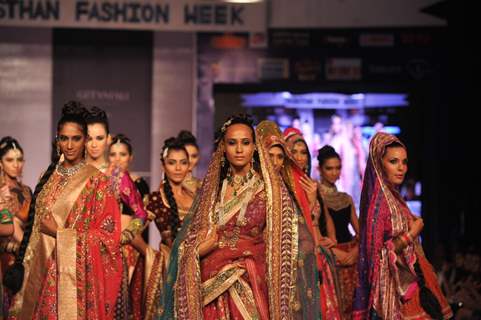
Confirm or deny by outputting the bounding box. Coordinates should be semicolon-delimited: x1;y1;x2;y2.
86;156;107;169
231;163;252;176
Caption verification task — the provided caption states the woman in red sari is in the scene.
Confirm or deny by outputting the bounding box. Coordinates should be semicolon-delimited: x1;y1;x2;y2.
6;102;122;319
353;132;452;320
160;115;310;319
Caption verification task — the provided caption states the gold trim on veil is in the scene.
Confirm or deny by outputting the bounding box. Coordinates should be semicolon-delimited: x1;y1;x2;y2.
173;133;299;319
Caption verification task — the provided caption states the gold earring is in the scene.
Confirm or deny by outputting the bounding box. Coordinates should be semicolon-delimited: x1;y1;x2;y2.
220;155;226;167
56;144;61;156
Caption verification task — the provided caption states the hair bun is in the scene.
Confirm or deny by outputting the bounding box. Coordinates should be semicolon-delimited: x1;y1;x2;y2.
113;133;130;143
62;101;88;117
318;145;336;155
317;145;340;164
86;106;107;121
0;136;15;147
177;130;197;145
163;137;178;148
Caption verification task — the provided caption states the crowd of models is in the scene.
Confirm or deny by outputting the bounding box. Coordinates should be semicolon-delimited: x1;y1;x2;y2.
0;101;452;319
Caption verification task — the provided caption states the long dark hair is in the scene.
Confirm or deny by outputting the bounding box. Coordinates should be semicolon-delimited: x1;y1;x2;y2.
3;101;88;293
215;114;260;187
161;137;188;239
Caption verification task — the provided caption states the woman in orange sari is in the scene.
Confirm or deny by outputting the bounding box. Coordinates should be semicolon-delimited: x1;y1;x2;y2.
353;132;452;319
6;102;122;319
160;115;312;319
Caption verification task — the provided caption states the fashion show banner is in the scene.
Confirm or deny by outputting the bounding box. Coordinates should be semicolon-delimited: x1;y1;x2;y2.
0;0;266;31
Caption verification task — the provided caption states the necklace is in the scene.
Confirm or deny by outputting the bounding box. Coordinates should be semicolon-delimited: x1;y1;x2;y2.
215;173;260;249
226;167;255;196
56;160;86;177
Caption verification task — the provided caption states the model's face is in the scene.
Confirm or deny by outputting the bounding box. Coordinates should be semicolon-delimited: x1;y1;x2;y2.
319;157;341;184
291;140;309;170
163;149;189;184
108;143;132;171
57;122;86;164
382;146;408;186
1;149;24;179
86;123;109;161
185;144;200;172
224;124;255;170
268;145;285;173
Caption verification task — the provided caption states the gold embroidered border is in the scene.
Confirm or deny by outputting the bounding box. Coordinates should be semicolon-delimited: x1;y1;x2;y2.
202;265;245;306
228;278;260;320
57;228;78;319
16;165;97;318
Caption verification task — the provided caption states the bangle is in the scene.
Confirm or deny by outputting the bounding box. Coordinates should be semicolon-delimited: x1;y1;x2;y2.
406;232;414;242
400;233;412;245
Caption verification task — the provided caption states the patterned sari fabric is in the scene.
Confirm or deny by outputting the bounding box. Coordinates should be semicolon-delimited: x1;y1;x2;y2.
159;131;300;320
128;186;195;320
8;164;122;320
353;133;452;320
257;120;341;320
103;166;148;320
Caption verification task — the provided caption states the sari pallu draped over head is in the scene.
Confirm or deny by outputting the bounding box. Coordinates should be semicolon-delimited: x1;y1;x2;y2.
257;120;341;320
159;126;300;320
353;133;451;320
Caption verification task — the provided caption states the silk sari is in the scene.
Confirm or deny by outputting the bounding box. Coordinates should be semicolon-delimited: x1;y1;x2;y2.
159;129;301;319
353;133;452;320
9;163;122;319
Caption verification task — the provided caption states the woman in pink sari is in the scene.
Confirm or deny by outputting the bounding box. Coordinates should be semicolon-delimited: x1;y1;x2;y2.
353;132;452;319
6;102;122;319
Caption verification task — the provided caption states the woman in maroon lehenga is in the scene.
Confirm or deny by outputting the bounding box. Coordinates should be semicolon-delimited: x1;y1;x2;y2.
160;115;317;319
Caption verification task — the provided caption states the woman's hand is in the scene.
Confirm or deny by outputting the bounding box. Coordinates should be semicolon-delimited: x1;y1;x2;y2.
409;217;424;238
40;212;58;238
161;230;174;247
130;234;148;256
332;248;349;265
344;246;359;266
317;236;336;249
0;185;11;204
299;175;318;209
198;227;218;258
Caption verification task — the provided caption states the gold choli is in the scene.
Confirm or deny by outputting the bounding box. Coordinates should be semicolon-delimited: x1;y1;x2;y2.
318;182;352;211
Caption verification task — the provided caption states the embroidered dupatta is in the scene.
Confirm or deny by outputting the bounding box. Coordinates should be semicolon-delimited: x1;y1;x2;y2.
257;121;341;320
159;131;299;319
9;164;122;319
353;133;419;319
